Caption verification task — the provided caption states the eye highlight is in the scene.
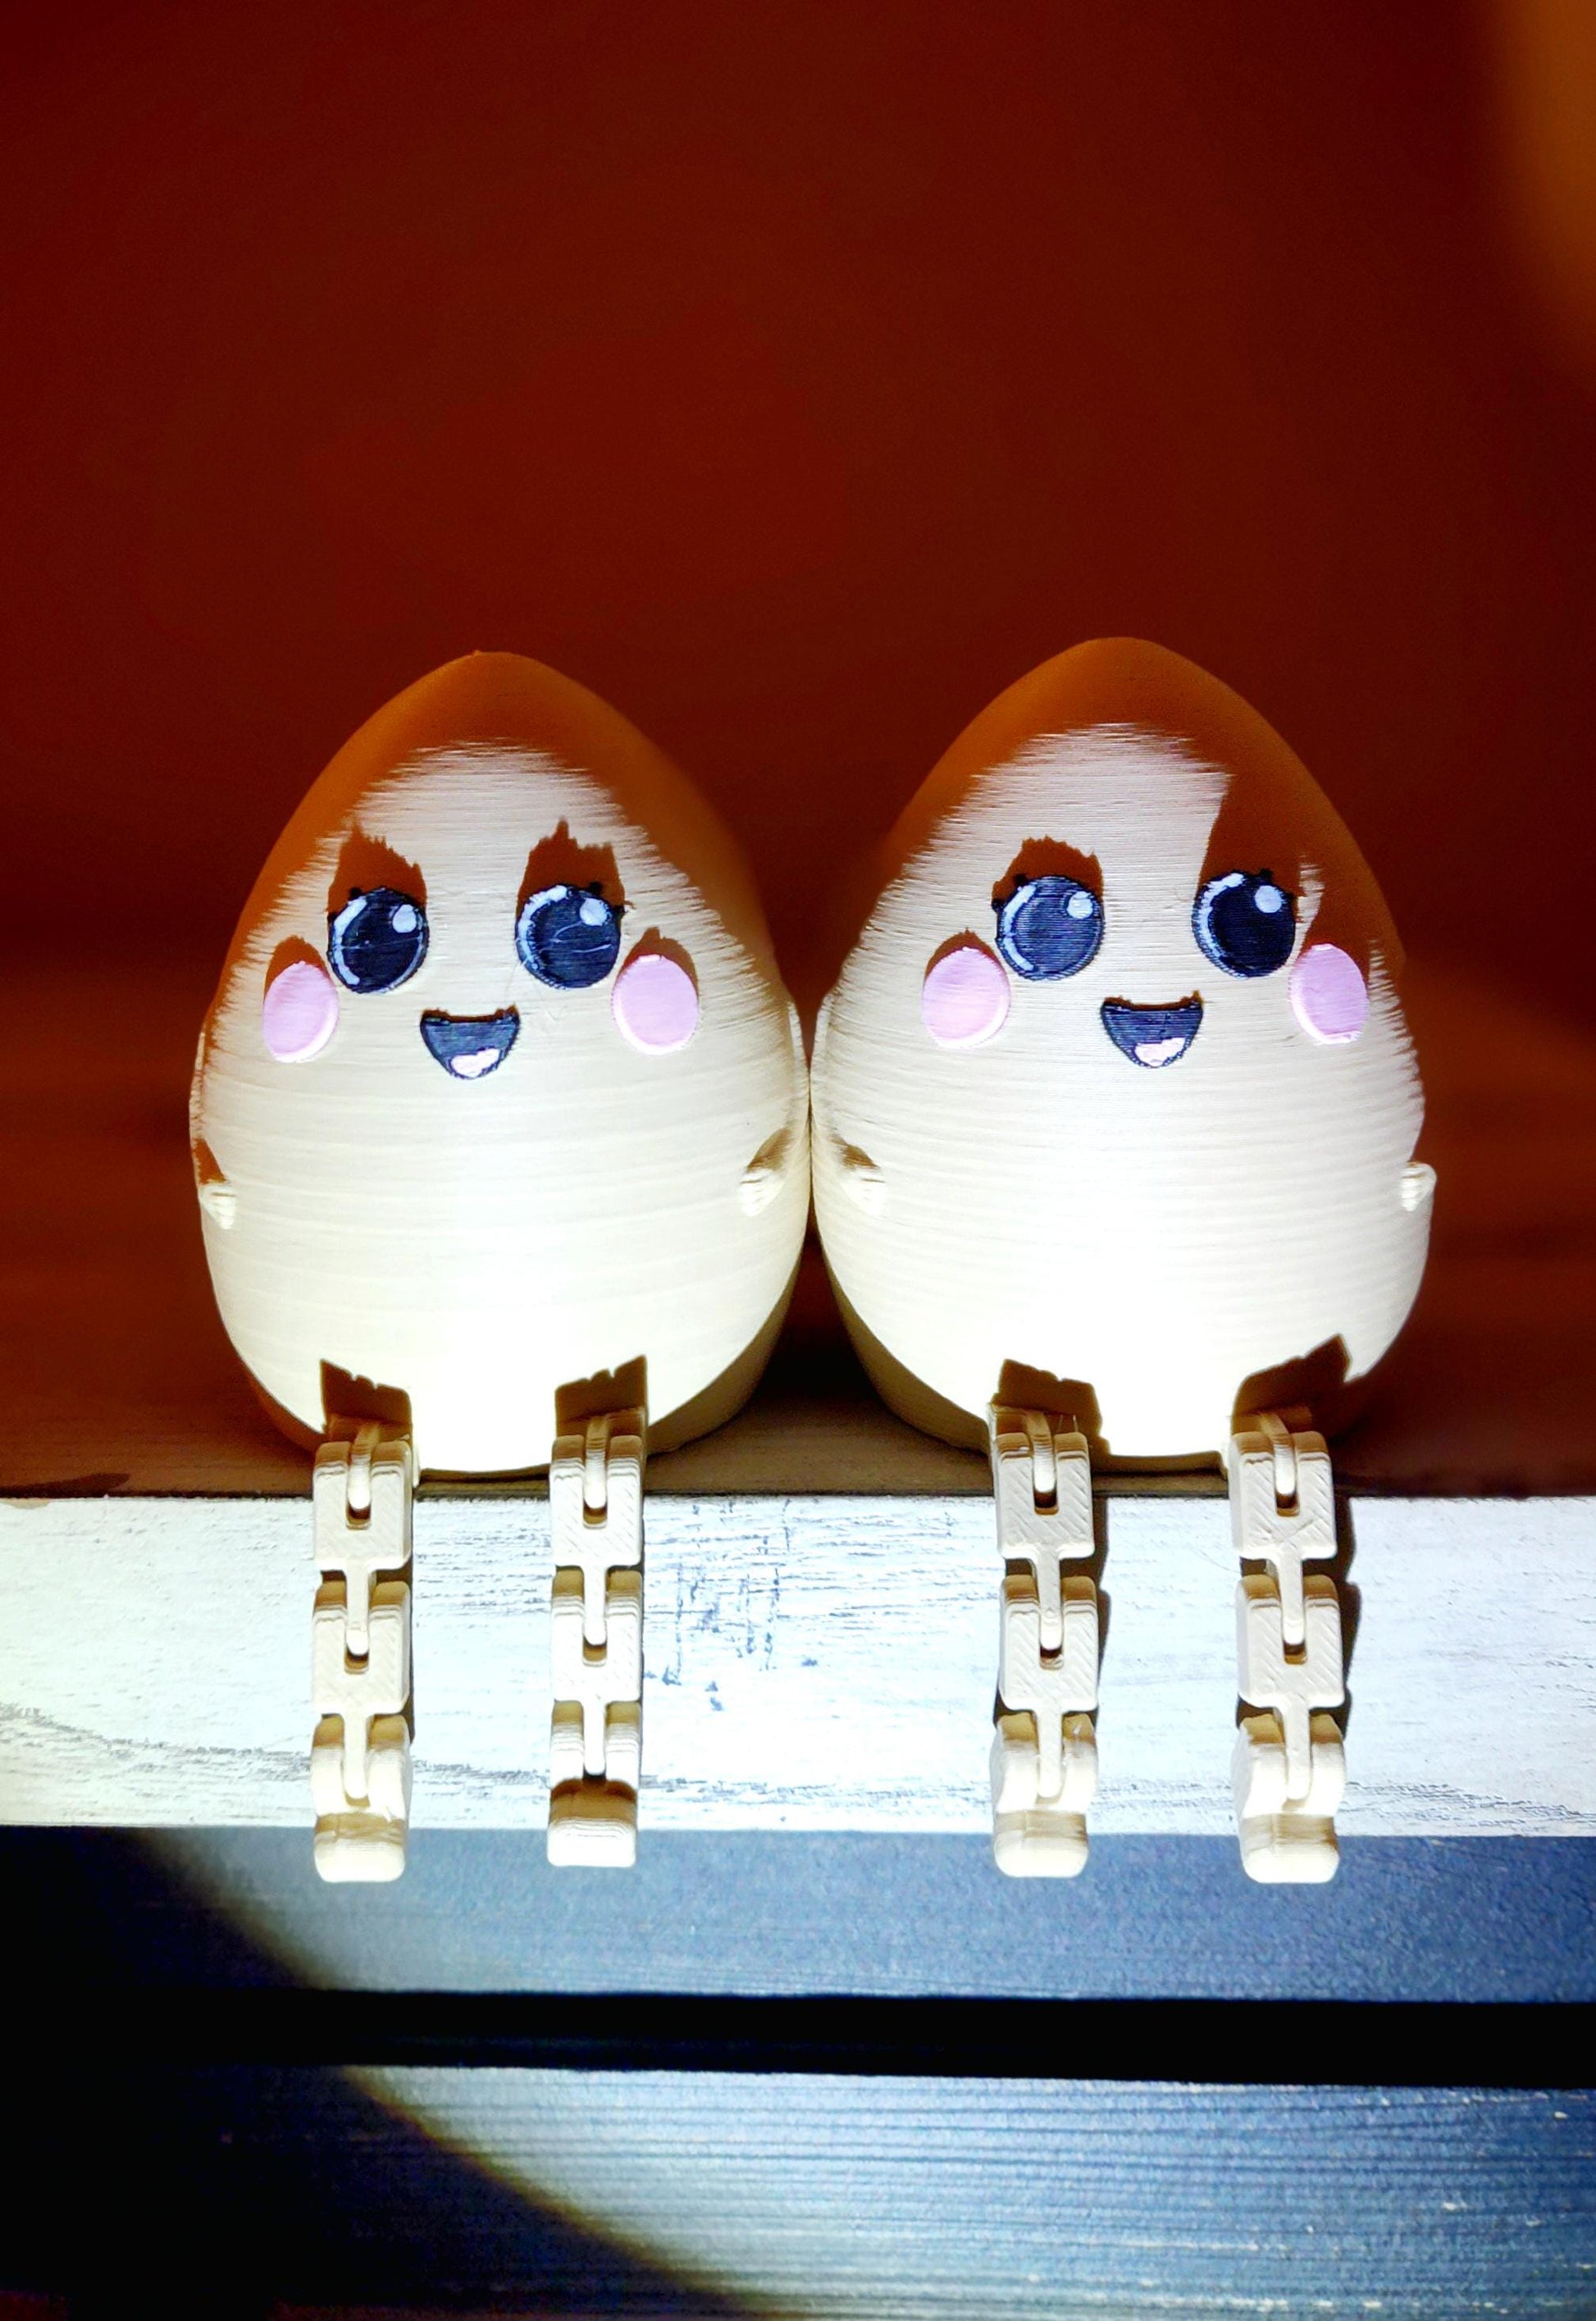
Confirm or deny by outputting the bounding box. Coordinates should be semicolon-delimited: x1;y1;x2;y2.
516;882;623;989
993;874;1104;981
1193;870;1297;978
327;887;429;994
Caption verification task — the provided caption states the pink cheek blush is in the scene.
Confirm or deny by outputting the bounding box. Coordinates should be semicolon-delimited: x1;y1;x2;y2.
1290;942;1369;1045
921;942;1010;1047
612;951;700;1054
261;960;340;1062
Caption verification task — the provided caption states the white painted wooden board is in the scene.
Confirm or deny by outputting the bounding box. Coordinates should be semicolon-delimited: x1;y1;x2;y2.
1;1493;1592;1834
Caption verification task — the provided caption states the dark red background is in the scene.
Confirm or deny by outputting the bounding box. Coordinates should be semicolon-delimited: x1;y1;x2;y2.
6;0;1594;1020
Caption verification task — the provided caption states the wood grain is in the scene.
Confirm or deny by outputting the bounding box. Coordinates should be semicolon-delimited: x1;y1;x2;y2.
8;2062;1591;2315
351;2072;1596;2318
4;1491;1591;1834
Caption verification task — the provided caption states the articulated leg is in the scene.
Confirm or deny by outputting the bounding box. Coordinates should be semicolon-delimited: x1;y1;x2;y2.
310;1420;415;1883
547;1407;645;1867
1229;1413;1346;1883
987;1402;1100;1876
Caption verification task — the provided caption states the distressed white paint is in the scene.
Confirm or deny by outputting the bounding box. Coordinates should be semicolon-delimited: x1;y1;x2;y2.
2;1493;1590;1834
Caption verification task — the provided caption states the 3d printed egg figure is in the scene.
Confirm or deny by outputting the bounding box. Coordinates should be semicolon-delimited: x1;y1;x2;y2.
193;651;809;1475
813;638;1434;1459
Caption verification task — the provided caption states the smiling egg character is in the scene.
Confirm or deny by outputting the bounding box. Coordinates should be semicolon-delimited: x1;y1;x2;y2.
812;638;1434;1459
193;651;808;1474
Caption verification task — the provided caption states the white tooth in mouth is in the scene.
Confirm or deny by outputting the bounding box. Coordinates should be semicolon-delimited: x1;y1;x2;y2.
1134;1035;1188;1067
449;1047;502;1079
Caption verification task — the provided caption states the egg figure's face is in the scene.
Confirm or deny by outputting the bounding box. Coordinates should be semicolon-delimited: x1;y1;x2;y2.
812;641;1433;1458
194;655;807;1474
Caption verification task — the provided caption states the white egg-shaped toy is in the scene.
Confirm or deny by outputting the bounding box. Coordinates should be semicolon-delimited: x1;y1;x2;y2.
812;638;1433;1461
193;651;808;1475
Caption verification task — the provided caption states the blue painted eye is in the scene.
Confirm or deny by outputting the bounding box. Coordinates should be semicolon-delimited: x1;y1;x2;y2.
327;887;428;994
993;875;1104;980
1193;870;1297;978
516;882;623;989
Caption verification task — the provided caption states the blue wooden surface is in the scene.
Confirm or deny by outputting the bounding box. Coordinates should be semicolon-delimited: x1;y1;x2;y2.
2;1833;1593;2313
360;2072;1596;2316
121;1831;1596;2001
2;2063;1592;2314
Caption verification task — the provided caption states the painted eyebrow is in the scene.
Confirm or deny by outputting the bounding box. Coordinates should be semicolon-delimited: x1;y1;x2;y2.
517;822;626;918
992;837;1103;908
326;828;426;918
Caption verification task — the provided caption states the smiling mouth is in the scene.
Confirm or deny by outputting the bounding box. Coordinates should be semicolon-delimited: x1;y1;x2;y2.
1101;996;1203;1069
420;1009;521;1079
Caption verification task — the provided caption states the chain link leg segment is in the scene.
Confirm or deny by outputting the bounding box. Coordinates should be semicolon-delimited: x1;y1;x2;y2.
987;1401;1100;1876
310;1420;415;1882
547;1408;645;1867
1229;1413;1346;1882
